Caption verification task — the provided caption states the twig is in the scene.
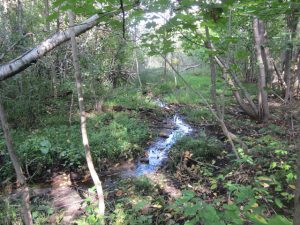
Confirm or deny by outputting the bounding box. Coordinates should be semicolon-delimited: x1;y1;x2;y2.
186;157;220;169
160;54;242;160
69;92;74;126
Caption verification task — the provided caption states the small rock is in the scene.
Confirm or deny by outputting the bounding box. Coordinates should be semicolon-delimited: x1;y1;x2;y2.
112;105;124;112
140;158;149;163
163;124;175;129
159;131;169;138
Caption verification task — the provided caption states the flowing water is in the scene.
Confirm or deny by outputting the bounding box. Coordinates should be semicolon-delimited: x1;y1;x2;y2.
16;100;193;223
118;100;193;178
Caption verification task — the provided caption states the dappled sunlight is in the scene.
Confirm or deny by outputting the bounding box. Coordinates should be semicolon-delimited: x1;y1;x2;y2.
1;0;299;223
145;173;182;198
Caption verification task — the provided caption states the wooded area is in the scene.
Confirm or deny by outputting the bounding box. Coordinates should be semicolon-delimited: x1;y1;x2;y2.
0;0;300;224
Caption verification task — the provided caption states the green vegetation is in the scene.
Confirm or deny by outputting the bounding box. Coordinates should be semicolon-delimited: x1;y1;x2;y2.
1;0;300;224
0;87;154;183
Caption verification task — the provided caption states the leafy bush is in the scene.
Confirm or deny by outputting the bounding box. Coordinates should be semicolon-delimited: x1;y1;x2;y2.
259;124;286;135
89;112;149;159
169;188;292;225
133;176;154;193
181;106;214;123
174;136;223;160
0;198;21;225
0;112;149;181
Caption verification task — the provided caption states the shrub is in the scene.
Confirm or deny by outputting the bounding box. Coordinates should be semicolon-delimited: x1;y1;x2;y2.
175;136;223;160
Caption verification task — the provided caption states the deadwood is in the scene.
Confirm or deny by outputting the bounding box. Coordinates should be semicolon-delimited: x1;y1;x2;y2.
0;14;100;81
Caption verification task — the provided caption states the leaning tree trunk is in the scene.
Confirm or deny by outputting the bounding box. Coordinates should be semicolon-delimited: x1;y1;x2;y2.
0;14;100;81
0;99;33;225
68;11;105;216
203;28;259;119
253;17;270;122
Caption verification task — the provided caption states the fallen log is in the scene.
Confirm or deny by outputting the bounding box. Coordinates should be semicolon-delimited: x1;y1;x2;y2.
0;14;100;81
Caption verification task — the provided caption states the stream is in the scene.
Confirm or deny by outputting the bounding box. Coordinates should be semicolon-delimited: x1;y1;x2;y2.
4;100;193;224
117;99;193;178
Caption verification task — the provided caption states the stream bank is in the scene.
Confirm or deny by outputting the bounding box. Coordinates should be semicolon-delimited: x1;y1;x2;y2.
2;99;194;224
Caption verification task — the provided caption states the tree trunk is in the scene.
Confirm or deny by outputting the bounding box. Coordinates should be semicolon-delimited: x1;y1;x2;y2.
44;0;58;98
253;17;270;122
213;55;259;119
17;0;23;35
162;55;245;160
133;24;142;88
205;26;218;112
0;99;33;225
68;11;105;216
204;31;259;119
294;141;300;225
163;54;167;80
0;14;100;81
284;2;299;102
284;45;292;102
260;22;275;87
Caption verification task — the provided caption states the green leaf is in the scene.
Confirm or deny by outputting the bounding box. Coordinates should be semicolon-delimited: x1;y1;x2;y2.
40;139;51;154
41;147;49;155
145;22;157;29
267;215;292;225
270;162;277;169
248;214;268;225
274;198;283;208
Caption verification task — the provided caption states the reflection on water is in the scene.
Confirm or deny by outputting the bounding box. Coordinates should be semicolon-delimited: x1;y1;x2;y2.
120;99;192;177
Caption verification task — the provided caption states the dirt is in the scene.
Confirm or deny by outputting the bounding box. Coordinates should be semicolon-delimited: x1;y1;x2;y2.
3;101;191;223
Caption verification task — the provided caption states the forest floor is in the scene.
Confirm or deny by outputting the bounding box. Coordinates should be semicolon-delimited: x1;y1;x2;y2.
0;69;299;224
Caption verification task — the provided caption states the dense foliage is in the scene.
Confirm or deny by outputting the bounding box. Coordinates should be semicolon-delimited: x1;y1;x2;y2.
0;0;300;224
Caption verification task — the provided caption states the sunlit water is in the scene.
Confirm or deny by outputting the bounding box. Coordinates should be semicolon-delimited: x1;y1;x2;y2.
120;99;192;177
135;114;192;175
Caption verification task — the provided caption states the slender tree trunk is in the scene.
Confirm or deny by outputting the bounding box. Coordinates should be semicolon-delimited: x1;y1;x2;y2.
284;2;299;102
44;0;58;98
171;53;178;86
263;47;275;87
205;26;218;111
136;56;142;88
17;0;23;35
163;54;167;80
213;55;259;118
284;45;292;102
133;24;142;88
296;53;300;94
258;21;275;87
162;55;245;159
0;99;33;225
68;11;105;216
294;140;300;225
204;32;259;119
253;17;270;122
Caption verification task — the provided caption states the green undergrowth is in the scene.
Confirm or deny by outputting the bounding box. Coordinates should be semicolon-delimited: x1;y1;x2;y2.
0;111;149;182
169;134;224;167
0;85;161;183
140;68;232;106
136;68;294;223
180;106;215;124
103;87;157;110
76;175;293;225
